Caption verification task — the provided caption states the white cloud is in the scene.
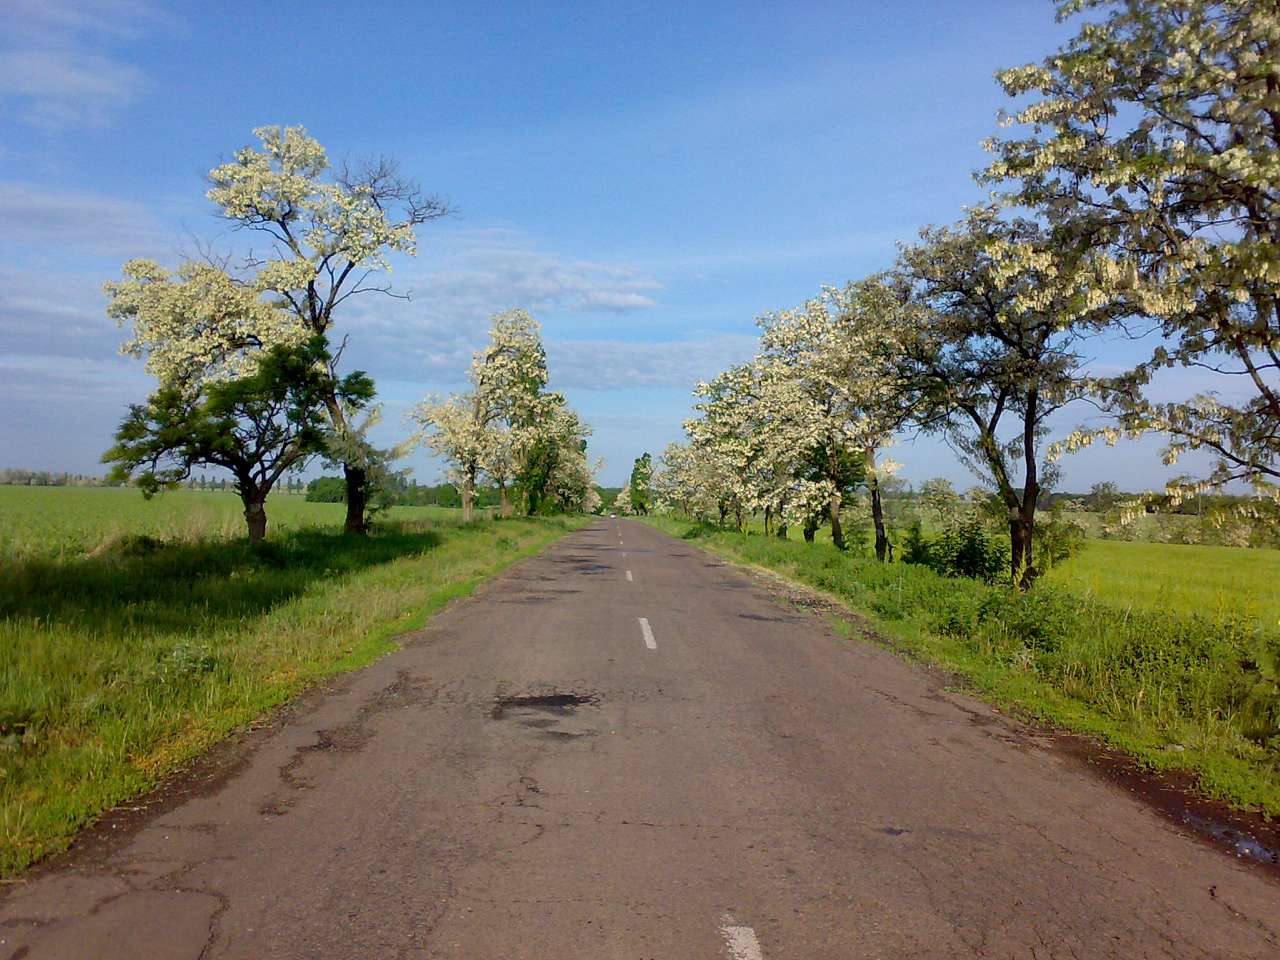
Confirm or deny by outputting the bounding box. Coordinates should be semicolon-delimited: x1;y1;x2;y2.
547;333;758;390
407;228;661;318
0;181;167;256
0;0;166;129
336;228;665;382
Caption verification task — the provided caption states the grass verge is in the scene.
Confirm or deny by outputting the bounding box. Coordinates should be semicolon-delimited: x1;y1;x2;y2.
0;507;588;876
641;516;1280;818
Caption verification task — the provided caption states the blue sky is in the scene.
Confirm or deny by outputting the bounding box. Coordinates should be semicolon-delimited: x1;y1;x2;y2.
0;0;1228;489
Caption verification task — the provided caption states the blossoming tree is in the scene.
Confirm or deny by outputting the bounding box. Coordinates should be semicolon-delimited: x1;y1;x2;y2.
983;0;1280;500
207;125;449;534
893;206;1120;586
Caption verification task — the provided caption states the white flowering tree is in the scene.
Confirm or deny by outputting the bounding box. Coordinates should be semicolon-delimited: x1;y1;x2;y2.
758;278;911;556
207;125;449;534
615;482;634;515
893;206;1121;587
652;442;724;521
104;259;372;541
410;392;489;521
686;362;784;532
540;408;599;513
480;423;517;517
983;0;1280;501
411;308;597;517
106;260;308;389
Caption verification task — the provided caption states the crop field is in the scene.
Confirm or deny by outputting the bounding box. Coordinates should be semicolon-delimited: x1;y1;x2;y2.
0;486;584;875
0;486;485;560
1043;539;1280;626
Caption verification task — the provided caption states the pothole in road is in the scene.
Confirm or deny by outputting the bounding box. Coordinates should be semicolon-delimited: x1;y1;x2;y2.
490;693;598;721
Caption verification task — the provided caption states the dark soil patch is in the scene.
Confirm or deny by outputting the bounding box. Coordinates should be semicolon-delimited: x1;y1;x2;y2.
489;693;597;721
1051;733;1280;877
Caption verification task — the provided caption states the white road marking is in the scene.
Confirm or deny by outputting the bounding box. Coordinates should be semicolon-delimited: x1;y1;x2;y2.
626;570;633;582
721;920;765;960
638;617;657;650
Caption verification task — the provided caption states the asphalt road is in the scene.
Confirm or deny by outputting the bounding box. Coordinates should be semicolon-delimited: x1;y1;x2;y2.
4;518;1278;959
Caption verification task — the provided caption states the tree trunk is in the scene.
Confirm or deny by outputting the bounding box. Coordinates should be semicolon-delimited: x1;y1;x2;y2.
803;517;818;543
866;447;889;561
776;522;788;539
1010;509;1037;589
870;480;888;561
499;480;512;518
829;492;846;551
242;492;268;544
1013;391;1040;589
461;468;476;523
343;464;368;536
764;506;772;536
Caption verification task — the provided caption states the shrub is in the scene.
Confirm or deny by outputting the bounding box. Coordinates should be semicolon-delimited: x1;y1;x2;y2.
907;516;1009;583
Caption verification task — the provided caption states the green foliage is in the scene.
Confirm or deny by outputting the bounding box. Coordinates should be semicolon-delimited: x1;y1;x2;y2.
305;476;347;502
1036;502;1086;572
901;516;1010;583
629;453;653;516
104;338;373;541
305;475;490;510
594;486;623;512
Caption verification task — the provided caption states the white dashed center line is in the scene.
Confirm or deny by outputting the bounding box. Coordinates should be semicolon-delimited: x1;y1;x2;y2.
638;617;657;650
626;570;633;582
721;920;765;960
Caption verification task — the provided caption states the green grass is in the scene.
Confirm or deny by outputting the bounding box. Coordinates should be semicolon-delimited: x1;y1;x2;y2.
1043;538;1280;625
0;486;587;876
642;515;1280;817
0;486;491;559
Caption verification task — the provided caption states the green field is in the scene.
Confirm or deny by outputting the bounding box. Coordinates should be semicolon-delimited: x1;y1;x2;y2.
0;486;492;560
1043;539;1280;625
643;515;1280;818
0;486;585;876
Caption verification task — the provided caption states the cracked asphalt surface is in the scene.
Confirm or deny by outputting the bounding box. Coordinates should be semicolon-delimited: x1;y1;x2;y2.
3;518;1278;958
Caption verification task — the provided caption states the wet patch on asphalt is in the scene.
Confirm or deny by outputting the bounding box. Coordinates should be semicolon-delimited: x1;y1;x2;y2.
490;693;600;742
490;693;597;721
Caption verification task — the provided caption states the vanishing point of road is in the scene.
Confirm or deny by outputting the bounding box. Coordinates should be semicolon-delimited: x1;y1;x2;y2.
3;519;1277;958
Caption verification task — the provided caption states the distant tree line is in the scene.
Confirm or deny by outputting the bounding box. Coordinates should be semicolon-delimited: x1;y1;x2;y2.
0;469;115;487
306;475;498;509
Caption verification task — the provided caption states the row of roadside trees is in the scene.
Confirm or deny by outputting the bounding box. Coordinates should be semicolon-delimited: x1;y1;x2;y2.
653;0;1280;588
102;126;598;541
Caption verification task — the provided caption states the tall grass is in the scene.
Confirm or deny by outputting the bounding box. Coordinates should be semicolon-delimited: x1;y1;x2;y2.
0;487;586;875
645;517;1280;816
